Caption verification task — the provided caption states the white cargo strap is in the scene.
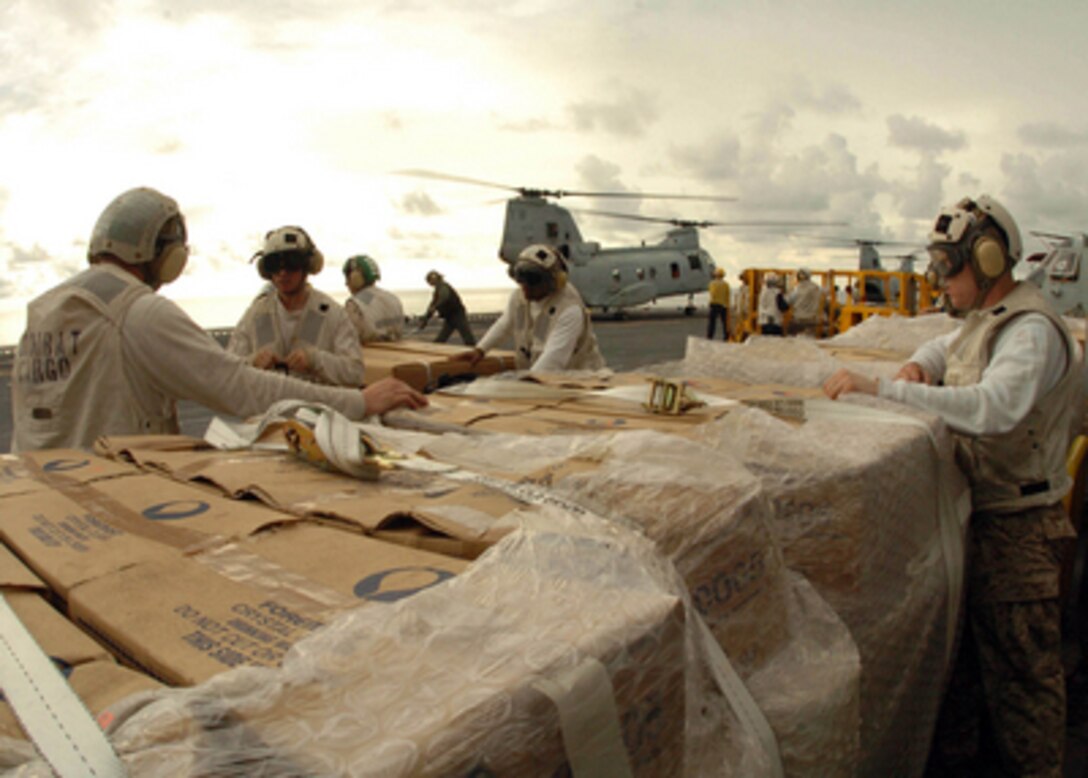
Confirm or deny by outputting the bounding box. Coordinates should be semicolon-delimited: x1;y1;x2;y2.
697;617;785;778
804;398;969;664
0;594;127;777
531;658;634;778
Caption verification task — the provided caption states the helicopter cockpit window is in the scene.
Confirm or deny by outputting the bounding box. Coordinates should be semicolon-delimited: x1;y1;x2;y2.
1049;249;1080;281
670;262;680;279
636;268;645;280
688;254;702;270
611;269;621;282
546;222;559;239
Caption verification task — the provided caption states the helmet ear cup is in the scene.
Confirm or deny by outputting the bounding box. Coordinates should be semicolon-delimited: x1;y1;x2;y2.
257;254;270;280
973;235;1007;279
308;247;324;275
155;243;189;285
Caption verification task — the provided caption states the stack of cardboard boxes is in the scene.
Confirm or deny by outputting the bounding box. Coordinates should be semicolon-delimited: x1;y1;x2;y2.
0;331;968;776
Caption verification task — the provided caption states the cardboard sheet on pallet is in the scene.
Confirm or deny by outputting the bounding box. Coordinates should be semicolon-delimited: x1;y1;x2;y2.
96;435;522;559
363;340;517;391
0;448;137;500
0;469;305;599
0;544;163;740
68;523;469;686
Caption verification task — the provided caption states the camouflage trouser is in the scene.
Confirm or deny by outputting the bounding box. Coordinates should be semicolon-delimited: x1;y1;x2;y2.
927;505;1071;777
435;311;476;346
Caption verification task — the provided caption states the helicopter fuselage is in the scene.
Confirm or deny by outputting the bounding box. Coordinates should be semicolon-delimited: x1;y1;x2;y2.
499;196;715;311
1022;233;1088;317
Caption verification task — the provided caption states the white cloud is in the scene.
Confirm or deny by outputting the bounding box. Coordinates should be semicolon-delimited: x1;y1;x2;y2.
1;0;1088;339
886;115;967;154
1017;122;1088;149
567;83;659;138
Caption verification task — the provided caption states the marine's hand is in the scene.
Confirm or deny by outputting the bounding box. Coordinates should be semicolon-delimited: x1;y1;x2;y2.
895;361;932;385
253;350;278;371
362;377;428;416
822;368;877;400
285;348;310;373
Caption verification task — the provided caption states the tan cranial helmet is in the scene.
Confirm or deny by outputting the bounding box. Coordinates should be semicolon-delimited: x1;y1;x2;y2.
88;187;189;287
713;267;725;279
764;272;780;288
254;226;324;279
797;267;811;281
512;244;567;295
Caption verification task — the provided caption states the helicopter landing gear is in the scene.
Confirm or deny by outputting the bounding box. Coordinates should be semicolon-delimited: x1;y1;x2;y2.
683;293;696;316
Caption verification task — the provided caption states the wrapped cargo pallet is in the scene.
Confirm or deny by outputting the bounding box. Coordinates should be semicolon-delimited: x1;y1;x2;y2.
657;331;970;777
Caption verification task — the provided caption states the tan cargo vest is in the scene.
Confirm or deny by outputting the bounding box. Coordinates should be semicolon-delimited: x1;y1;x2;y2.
511;284;605;371
790;280;823;323
945;282;1082;512
237;286;339;359
11;266;177;451
347;287;404;342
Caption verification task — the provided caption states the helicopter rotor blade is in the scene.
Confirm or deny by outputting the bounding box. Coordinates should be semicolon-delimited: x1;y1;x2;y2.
394;169;736;202
571;207;847;230
394;169;522;194
788;233;920;248
559;190;738;203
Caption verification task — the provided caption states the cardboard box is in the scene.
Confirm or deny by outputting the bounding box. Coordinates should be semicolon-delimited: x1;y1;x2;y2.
0;448;137;500
69;524;469;686
0;542;162;740
522;455;789;673
0;485;183;600
363;341;516;392
97;439;521;559
236;542;687;777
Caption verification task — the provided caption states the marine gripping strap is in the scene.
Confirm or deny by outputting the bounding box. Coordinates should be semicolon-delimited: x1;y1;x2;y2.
0;593;127;776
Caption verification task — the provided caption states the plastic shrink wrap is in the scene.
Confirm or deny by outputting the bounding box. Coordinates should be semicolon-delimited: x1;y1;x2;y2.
653;321;971;777
0;316;968;777
3;505;788;777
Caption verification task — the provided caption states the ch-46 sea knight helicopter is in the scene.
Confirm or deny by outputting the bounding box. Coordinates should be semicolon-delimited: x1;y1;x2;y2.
1020;230;1088;317
799;234;923;301
398;169;844;315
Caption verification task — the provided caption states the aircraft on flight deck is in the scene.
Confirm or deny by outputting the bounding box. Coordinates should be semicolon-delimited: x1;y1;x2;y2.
1021;230;1088;317
397;170;846;315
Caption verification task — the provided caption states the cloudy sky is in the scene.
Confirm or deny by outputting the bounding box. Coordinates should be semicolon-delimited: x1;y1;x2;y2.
1;0;1086;341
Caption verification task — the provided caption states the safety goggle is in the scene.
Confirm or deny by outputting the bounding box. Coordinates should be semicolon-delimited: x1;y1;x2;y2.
513;264;549;287
264;252;309;274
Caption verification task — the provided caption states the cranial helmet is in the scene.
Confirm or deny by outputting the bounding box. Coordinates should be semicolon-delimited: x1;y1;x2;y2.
426;270;442;285
926;195;1022;289
764;272;780;288
254;226;324;280
343;255;380;293
512;244;567;295
713;267;725;279
797;267;811;281
88;187;189;287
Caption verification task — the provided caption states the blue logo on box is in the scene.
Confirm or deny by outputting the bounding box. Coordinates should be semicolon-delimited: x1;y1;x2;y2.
142;500;211;521
353;567;456;602
42;459;90;473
